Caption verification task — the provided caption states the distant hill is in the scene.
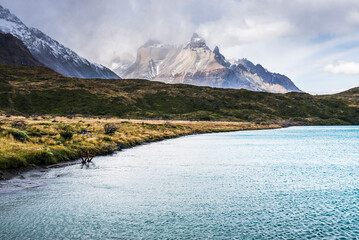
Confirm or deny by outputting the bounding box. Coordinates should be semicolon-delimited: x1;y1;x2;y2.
324;87;359;108
0;5;119;79
0;64;358;125
115;33;301;93
0;33;42;66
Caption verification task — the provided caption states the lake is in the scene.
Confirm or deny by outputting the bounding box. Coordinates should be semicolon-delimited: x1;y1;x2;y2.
1;126;358;239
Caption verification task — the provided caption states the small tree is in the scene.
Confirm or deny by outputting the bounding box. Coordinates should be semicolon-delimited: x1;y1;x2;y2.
104;123;118;134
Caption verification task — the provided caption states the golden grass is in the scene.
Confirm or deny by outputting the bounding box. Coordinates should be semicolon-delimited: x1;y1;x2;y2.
0;115;281;174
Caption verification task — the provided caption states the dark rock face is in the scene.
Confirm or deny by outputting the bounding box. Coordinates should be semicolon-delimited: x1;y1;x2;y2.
0;33;42;66
213;46;230;68
233;59;301;92
0;5;119;79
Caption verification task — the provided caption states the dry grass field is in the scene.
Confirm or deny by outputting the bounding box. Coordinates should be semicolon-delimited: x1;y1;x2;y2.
0;115;281;177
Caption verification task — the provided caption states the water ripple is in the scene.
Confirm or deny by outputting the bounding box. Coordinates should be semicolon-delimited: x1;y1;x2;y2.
0;126;358;239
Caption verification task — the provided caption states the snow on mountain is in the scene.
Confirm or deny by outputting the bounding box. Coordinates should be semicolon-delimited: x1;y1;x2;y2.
117;33;301;93
0;5;119;79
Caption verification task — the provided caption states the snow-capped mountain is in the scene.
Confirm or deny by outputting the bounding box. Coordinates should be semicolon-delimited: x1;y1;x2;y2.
116;33;301;93
0;5;119;79
110;52;136;77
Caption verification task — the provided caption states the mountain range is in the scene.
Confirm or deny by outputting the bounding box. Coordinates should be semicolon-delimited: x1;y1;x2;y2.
114;33;301;93
0;5;119;79
0;4;300;93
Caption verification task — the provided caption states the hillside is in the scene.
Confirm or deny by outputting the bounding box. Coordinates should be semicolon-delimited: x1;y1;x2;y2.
0;33;43;66
0;64;358;125
323;87;359;108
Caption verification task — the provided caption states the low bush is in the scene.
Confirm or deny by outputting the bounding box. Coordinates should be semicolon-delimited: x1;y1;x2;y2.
11;120;27;129
60;125;74;140
104;123;118;134
27;127;43;137
60;130;73;140
51;149;77;162
0;155;27;169
25;148;56;165
103;136;112;142
9;130;29;142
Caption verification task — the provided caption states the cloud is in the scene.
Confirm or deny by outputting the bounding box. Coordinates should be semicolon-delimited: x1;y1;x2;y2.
323;61;359;75
1;0;359;93
199;0;359;46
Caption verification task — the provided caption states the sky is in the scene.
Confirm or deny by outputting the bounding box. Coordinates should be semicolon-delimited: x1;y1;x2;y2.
1;0;359;93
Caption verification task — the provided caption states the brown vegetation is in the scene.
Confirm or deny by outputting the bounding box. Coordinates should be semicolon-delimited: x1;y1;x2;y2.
0;115;281;177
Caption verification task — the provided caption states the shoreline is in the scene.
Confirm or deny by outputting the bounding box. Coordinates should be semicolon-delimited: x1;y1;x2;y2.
2;124;357;183
0;116;283;181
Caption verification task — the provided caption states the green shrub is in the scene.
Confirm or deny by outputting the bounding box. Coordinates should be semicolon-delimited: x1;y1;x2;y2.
9;130;29;142
0;155;27;169
103;136;112;142
25;149;56;165
51;149;76;162
60;125;74;140
60;130;73;140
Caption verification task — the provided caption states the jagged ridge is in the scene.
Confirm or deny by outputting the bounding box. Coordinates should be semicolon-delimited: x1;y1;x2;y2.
0;5;119;79
115;33;301;93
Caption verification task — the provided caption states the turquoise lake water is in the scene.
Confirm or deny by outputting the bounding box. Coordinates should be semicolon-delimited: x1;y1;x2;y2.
0;126;358;239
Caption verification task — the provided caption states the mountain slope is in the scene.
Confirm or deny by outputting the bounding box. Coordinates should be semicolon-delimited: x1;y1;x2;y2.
0;33;42;66
322;87;359;108
0;5;119;79
1;64;357;125
117;33;301;93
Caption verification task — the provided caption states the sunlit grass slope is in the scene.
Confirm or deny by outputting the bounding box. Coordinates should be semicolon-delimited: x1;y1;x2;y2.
0;64;358;125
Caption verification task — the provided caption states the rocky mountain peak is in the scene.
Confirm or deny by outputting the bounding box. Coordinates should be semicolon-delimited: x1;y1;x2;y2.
142;39;165;48
213;46;230;67
118;34;301;93
191;33;204;42
0;5;22;24
110;30;302;93
213;46;220;55
185;33;209;50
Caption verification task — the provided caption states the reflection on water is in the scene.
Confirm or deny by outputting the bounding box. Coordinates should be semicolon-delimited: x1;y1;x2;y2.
0;126;358;239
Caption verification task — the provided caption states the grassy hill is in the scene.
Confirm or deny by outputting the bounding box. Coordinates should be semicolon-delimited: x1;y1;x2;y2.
322;87;359;108
0;64;358;125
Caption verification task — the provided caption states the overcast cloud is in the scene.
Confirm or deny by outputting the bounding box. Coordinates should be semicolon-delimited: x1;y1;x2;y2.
1;0;359;93
324;61;359;75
